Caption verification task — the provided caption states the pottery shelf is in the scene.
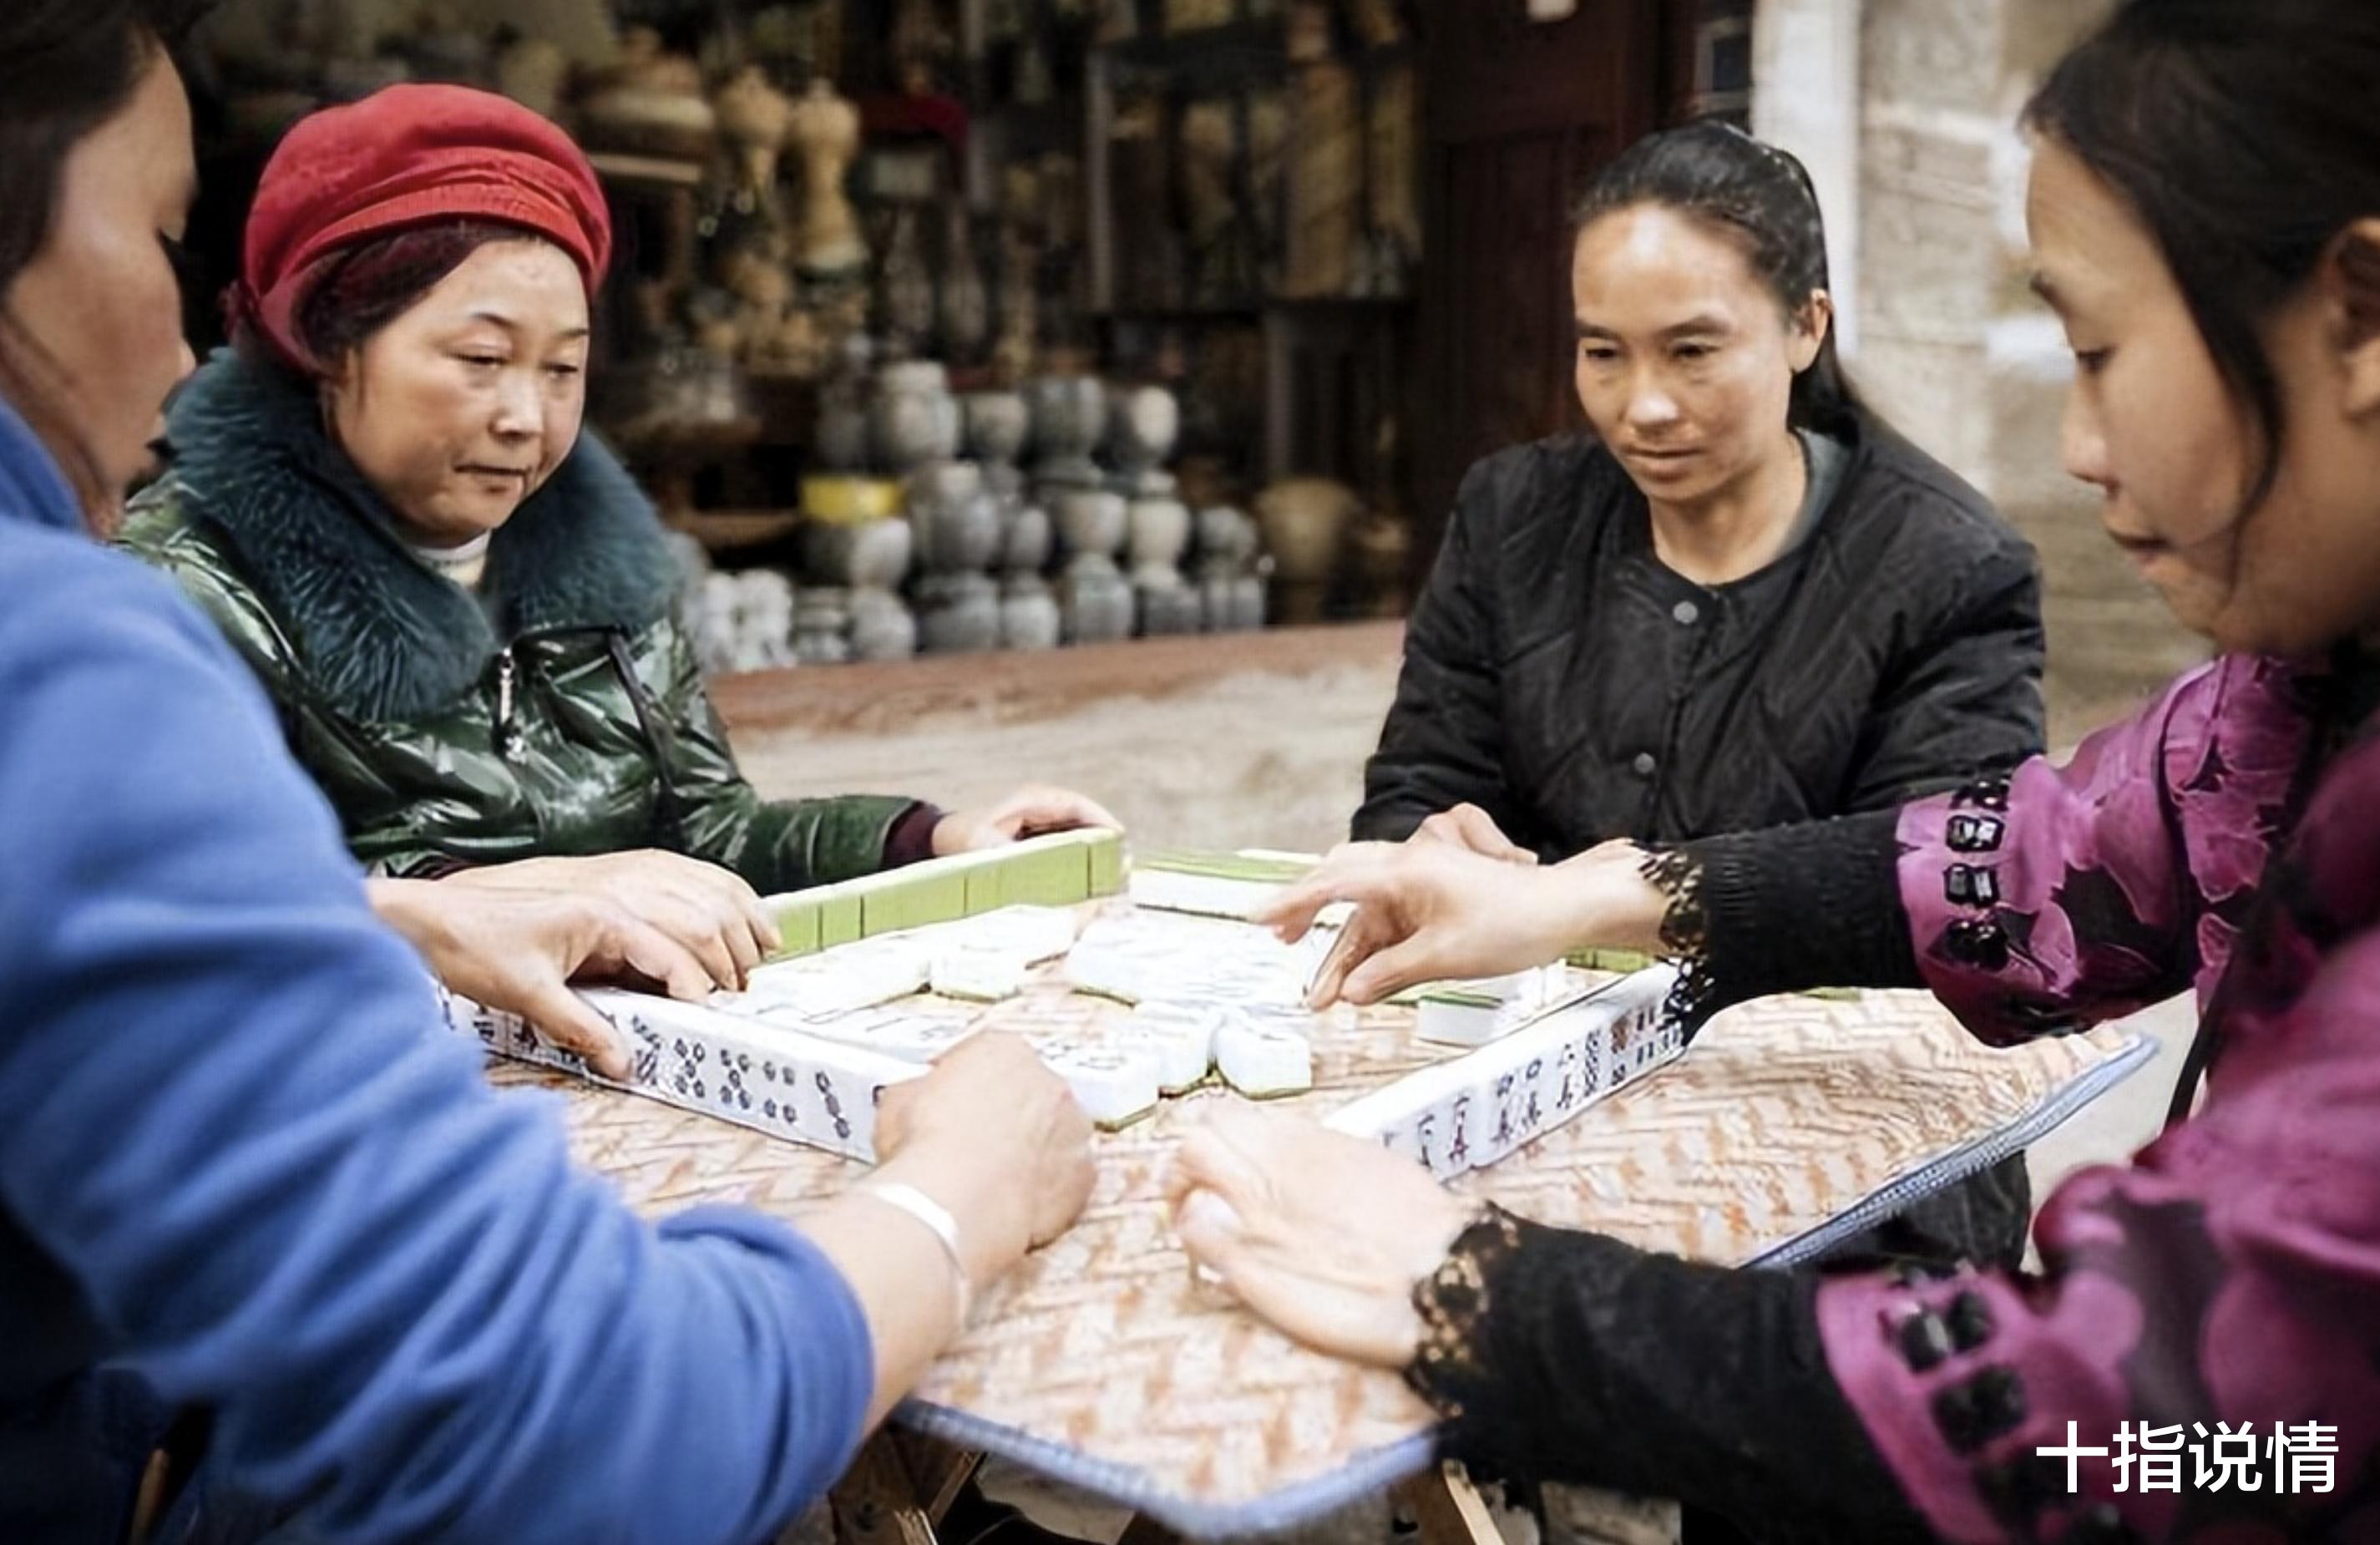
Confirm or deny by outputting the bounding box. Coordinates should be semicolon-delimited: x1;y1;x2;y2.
587;152;707;190
1096;295;1412;322
666;508;805;554
1105;23;1295;89
1105;23;1414;87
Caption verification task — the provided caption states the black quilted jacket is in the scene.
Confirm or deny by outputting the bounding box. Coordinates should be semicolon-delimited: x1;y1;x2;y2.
1354;411;2046;855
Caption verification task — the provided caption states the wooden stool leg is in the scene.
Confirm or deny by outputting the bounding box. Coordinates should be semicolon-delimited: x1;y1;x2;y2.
1395;1461;1505;1545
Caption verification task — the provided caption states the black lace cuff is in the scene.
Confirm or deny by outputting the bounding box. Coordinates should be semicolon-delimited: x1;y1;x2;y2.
1403;1208;1930;1543
1641;811;1919;1031
1406;1205;1523;1422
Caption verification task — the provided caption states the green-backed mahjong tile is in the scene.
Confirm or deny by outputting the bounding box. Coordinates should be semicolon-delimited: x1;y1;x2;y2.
820;894;863;947
1567;946;1653;974
864;872;965;934
773;900;823;959
1000;846;1084;907
854;874;914;936
913;870;968;925
1086;832;1124;894
963;864;1004;916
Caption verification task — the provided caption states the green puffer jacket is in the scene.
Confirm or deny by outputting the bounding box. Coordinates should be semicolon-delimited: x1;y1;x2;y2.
119;350;921;889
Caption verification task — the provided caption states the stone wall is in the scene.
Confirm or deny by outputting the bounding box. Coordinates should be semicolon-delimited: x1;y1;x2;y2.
1761;0;2206;743
1974;0;2208;737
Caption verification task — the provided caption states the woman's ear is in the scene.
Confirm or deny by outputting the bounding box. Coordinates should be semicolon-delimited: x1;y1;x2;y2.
2324;220;2380;420
1787;290;1834;375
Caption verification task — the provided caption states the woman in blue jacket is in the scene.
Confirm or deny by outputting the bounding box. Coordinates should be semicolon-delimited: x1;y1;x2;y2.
0;4;1096;1540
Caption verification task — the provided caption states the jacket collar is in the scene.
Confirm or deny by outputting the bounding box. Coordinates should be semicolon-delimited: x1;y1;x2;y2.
0;395;84;534
157;349;672;722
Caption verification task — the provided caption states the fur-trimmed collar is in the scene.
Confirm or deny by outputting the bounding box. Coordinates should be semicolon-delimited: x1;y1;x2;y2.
155;349;673;721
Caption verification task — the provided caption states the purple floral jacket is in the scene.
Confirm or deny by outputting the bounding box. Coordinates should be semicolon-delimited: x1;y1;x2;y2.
1822;656;2380;1541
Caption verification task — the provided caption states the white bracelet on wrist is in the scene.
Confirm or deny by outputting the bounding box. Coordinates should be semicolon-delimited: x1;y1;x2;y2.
860;1180;974;1328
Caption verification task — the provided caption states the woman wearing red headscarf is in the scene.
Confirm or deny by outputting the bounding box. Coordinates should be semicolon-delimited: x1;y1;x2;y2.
121;84;1117;991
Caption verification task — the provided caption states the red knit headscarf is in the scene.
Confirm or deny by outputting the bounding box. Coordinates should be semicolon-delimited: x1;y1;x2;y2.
230;84;613;375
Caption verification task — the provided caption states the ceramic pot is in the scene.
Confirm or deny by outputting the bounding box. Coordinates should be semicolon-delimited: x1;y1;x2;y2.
792;586;853;666
869;361;962;473
848;586;918;661
981;459;1026;501
1137;580;1203;638
963;389;1031;466
1195;504;1258;567
577;85;717;160
1026;376;1107;487
909;462;1000;575
715;64;793;167
1002;499;1053;573
802;514;914;591
1228;573;1268;631
693;570;744;673
1061;565;1135;645
732;569;799;671
1348;512;1412;620
1106;384;1181;480
1253;477;1360;585
916;572;1003;655
999;578;1062;651
1198;572;1268;631
1053;489;1127;565
789;78;868;276
1127;494;1191;573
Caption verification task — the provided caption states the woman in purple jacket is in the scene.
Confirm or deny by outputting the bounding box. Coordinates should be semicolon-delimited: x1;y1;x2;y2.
1170;3;2380;1541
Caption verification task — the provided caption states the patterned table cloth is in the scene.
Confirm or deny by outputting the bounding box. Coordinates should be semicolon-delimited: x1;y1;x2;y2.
491;922;2152;1538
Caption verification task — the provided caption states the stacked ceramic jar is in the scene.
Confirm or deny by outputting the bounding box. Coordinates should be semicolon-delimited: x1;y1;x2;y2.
1109;386;1202;637
1029;377;1134;646
964;389;1061;651
787;359;1235;661
1191;504;1268;632
803;341;917;661
876;361;1008;656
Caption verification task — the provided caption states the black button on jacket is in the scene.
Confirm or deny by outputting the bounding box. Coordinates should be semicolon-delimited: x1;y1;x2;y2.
1355;410;2046;855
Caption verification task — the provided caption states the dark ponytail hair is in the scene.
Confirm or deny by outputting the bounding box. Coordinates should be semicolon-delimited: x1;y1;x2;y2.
1571;119;1859;434
2025;0;2380;518
0;0;208;524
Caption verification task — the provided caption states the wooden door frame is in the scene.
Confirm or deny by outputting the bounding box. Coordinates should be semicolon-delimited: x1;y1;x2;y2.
1402;0;1706;591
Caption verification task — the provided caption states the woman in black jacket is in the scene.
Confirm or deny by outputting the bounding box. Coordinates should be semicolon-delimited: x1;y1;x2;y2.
1355;123;2045;861
1352;125;2047;1428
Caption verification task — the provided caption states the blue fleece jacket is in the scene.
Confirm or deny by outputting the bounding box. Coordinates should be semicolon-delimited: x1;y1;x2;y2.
0;397;874;1543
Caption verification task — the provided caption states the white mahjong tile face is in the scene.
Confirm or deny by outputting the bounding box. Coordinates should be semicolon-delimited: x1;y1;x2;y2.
1518;1054;1550;1139
747;1053;814;1138
1414;1109;1451;1178
1484;1069;1525;1158
1444;1092;1476;1175
788;1063;862;1149
1554;1042;1588;1113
